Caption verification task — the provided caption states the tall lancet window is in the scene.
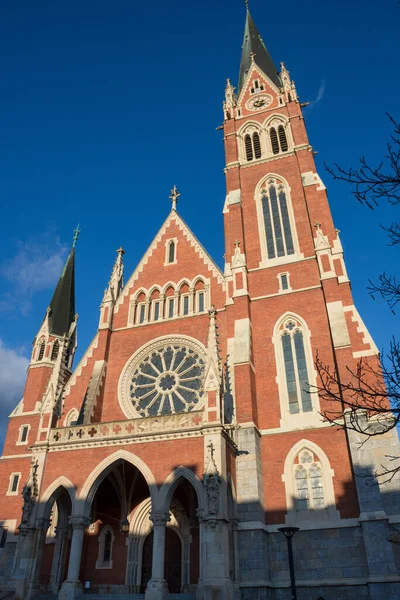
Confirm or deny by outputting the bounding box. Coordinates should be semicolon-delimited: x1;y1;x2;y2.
261;179;295;259
294;450;325;511
281;320;312;415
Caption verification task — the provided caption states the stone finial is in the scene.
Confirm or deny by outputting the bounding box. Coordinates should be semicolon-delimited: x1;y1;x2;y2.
169;185;180;211
249;51;256;62
103;247;125;303
224;78;236;111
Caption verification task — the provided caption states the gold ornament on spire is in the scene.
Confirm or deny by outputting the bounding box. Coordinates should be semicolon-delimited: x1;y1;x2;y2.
72;224;81;248
169;185;181;211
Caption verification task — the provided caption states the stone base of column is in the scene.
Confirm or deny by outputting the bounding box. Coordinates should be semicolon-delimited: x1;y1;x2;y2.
197;578;234;600
145;579;168;600
58;580;83;600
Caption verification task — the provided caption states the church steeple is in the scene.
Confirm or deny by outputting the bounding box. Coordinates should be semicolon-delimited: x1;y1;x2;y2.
48;247;76;337
238;4;281;93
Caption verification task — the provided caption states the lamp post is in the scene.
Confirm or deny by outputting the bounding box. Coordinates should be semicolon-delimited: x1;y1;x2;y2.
278;526;300;600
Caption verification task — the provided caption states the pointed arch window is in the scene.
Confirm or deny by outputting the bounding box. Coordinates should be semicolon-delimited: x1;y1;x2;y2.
261;179;295;259
294;450;325;511
96;525;115;569
244;130;262;162
51;340;60;361
268;121;289;155
281;320;312;415
38;342;46;361
168;241;175;264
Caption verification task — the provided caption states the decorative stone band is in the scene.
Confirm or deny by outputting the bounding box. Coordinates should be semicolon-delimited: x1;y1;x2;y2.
68;516;91;530
149;512;171;527
49;411;204;447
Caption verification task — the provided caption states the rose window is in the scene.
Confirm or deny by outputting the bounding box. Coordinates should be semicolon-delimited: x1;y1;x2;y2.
129;343;205;417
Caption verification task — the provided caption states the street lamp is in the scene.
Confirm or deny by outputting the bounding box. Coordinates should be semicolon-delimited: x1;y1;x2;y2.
278;526;300;600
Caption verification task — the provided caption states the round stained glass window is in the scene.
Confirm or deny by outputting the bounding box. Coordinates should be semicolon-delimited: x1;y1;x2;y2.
120;337;206;419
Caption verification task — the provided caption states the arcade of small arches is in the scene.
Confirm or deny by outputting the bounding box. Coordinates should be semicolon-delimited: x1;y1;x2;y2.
33;338;60;363
239;115;292;163
128;278;210;326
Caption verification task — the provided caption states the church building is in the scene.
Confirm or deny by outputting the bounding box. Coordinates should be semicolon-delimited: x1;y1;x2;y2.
1;5;399;600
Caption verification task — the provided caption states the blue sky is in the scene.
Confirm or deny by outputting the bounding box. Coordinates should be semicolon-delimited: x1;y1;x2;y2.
0;0;399;443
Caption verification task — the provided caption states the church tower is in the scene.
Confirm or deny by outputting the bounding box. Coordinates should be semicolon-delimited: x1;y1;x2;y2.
1;5;399;600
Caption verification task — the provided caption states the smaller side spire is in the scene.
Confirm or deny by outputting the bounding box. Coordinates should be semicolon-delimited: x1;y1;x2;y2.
102;247;125;304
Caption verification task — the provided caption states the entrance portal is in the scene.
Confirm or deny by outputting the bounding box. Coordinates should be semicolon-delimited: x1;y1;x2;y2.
141;528;182;593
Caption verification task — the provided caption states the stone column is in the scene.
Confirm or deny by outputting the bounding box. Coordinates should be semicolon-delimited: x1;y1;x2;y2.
50;525;70;593
182;536;191;590
125;535;140;592
14;518;50;600
58;516;89;600
145;512;169;600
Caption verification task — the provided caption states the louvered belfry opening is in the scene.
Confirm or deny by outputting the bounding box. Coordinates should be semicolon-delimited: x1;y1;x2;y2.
245;134;253;161
278;125;288;152
51;340;60;361
253;132;262;159
270;128;279;154
38;342;45;361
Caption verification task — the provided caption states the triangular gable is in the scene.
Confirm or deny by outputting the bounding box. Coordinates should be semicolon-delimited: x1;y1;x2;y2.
237;62;281;108
115;211;224;312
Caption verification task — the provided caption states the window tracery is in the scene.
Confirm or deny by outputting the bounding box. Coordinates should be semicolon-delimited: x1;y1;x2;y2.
294;450;325;511
261;178;295;260
129;342;205;418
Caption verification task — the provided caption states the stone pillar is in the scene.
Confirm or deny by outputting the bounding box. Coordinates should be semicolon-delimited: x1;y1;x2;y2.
50;525;70;593
125;535;140;592
182;536;191;590
14;519;50;600
145;512;169;600
58;516;89;600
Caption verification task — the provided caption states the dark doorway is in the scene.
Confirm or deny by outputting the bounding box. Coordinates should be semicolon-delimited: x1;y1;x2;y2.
141;528;182;593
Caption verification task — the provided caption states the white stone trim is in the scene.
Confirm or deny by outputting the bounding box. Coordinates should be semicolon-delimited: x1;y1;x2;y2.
118;334;206;420
301;171;326;191
343;305;379;358
0;519;18;539
63;408;79;427
164;237;178;266
254;173;304;268
63;334;99;396
326;301;351;348
282;439;340;526
277;271;291;293
273;312;322;429
115;211;224;314
6;472;21;496
96;524;115;569
0;453;33;460
78;450;157;515
16;423;31;446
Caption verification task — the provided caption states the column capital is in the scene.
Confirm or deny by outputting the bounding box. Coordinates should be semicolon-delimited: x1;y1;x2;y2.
149;511;170;527
68;516;90;530
36;517;51;531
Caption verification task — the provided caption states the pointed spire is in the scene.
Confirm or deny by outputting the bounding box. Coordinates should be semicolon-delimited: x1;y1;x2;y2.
103;247;125;303
238;5;281;93
48;244;76;337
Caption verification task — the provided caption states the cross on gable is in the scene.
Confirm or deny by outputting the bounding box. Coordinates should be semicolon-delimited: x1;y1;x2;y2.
169;185;181;211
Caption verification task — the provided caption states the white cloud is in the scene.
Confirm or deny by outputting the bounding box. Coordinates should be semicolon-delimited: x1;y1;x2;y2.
0;340;29;449
309;80;326;110
0;232;68;314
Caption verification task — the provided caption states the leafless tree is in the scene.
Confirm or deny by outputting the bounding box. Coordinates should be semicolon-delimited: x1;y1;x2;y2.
315;115;400;482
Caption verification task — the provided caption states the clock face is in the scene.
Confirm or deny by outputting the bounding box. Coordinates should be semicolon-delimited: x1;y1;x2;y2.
246;94;273;111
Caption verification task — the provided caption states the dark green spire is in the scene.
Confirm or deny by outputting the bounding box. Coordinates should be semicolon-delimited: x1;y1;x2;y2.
48;246;76;337
238;7;281;93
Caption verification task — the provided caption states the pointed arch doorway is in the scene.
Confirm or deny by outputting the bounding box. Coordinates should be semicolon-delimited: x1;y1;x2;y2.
141;528;182;593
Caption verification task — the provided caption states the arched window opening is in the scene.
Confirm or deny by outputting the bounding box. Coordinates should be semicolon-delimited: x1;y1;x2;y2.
270;128;279;154
65;409;79;427
278;125;288;152
245;134;253;161
281;320;311;415
261;180;295;259
96;525;114;569
294;450;325;511
38;342;45;361
253;132;261;159
168;241;175;264
51;340;60;361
